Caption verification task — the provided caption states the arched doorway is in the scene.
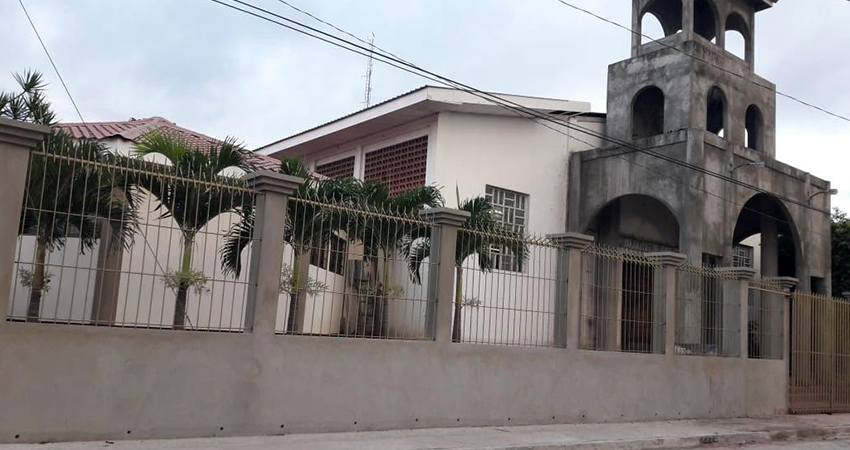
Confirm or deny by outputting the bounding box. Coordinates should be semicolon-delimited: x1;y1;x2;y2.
585;195;680;352
732;193;800;279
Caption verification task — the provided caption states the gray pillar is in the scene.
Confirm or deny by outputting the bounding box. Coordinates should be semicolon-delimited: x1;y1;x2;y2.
761;211;778;278
719;267;756;358
243;171;303;333
557;233;594;351
0;118;49;328
549;233;594;349
775;277;798;365
420;208;470;343
91;221;124;324
648;252;687;355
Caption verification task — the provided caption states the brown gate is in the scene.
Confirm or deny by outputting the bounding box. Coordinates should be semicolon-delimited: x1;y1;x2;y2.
789;292;850;414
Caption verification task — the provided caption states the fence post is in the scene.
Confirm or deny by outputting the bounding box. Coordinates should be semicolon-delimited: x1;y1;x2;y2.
647;252;687;355
775;277;798;365
549;233;593;348
419;208;470;343
242;171;303;333
718;267;756;358
558;233;594;351
0;119;49;327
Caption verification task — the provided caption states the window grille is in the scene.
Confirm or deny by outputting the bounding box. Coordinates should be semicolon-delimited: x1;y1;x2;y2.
315;156;355;180
363;136;428;195
485;185;528;272
733;244;754;268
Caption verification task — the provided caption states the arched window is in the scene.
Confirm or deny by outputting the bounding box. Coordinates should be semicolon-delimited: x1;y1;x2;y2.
694;0;718;43
632;86;666;139
745;105;764;151
640;0;683;44
706;87;726;138
724;13;749;61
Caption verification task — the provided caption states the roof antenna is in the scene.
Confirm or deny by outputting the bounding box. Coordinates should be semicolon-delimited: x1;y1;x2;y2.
362;33;375;108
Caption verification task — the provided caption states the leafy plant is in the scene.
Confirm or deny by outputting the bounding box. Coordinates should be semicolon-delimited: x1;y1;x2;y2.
19;267;52;292
161;269;211;296
833;209;850;296
279;266;328;296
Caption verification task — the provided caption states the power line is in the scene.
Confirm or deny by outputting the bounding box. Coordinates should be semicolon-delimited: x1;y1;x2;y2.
204;0;834;239
18;0;85;124
549;0;850;124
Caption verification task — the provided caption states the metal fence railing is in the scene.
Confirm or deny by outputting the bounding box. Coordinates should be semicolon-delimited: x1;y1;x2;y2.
8;138;256;332
580;245;664;354
453;228;562;348
748;278;785;360
276;196;437;340
675;265;740;357
790;291;850;414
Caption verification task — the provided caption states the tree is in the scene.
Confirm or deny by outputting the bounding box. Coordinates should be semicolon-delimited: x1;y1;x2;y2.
2;71;139;321
134;133;253;329
833;209;850;296
404;193;528;342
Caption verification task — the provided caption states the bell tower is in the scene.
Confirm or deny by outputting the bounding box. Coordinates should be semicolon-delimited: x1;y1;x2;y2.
605;0;778;156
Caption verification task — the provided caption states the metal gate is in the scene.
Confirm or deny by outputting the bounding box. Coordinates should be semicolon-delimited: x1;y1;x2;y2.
789;292;850;414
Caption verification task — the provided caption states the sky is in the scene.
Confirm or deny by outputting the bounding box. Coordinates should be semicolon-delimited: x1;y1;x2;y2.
1;0;848;211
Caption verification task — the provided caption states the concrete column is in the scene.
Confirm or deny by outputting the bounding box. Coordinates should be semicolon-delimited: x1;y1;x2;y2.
719;267;756;358
242;171;303;333
0;118;49;329
419;208;470;343
760;207;779;278
648;252;687;355
775;277;798;364
682;0;695;41
631;0;642;57
556;233;594;351
549;233;594;348
91;220;124;324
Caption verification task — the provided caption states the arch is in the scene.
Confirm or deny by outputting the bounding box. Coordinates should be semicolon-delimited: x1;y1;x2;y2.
732;193;802;279
640;0;683;44
706;86;726;138
745;105;764;151
694;0;719;43
724;13;750;60
585;194;680;252
632;86;666;139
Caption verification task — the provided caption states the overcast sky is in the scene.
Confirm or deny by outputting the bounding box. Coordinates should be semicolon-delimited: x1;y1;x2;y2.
1;0;848;211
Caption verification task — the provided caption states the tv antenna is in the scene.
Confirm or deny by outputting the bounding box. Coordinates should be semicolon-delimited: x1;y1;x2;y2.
363;33;375;108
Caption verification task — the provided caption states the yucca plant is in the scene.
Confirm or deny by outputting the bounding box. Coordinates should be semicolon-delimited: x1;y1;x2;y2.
2;70;139;321
403;190;528;342
134;133;253;329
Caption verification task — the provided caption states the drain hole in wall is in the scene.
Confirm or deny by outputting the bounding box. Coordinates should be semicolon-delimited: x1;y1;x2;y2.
354;421;357;425
14;435;20;439
456;419;460;422
219;427;224;431
126;431;132;435
280;424;285;429
415;418;419;422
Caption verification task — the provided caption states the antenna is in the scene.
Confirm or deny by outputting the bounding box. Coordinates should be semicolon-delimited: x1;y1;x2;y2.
363;33;375;108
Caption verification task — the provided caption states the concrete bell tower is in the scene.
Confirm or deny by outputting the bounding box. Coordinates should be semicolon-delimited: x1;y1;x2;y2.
605;0;778;156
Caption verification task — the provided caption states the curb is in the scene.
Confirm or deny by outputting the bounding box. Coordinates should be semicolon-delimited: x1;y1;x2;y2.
474;424;850;450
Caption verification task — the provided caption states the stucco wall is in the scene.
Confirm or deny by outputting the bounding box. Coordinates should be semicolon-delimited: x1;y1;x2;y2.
0;321;787;444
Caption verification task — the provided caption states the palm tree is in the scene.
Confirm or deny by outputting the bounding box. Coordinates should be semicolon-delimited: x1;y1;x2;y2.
348;181;443;336
2;71;139;321
403;194;528;342
134;133;253;329
220;157;363;332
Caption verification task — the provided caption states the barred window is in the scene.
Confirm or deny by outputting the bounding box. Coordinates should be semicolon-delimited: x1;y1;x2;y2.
364;136;428;195
733;245;754;268
310;235;347;276
315;156;355;180
485;185;529;272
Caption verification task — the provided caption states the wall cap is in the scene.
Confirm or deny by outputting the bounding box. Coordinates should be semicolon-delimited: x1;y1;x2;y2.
419;207;470;227
242;171;303;196
547;232;595;249
717;267;757;281
0;117;50;149
646;252;688;267
771;276;799;292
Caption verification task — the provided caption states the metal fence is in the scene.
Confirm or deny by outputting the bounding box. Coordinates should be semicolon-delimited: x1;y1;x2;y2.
8;140;256;331
276;196;437;340
580;245;664;354
675;265;740;357
790;291;850;414
747;278;785;360
452;227;562;348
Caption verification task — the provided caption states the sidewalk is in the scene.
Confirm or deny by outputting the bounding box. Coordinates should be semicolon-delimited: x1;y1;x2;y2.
3;415;850;450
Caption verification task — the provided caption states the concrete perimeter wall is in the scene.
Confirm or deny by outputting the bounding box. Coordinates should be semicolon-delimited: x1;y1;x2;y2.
0;321;786;444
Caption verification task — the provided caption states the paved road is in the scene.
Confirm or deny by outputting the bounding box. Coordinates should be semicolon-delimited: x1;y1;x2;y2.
709;439;850;450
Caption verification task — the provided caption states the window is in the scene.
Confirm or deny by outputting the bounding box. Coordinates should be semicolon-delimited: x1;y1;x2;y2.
694;0;718;43
485;185;528;272
706;87;726;138
632;86;665;138
310;234;347;276
316;156;355;179
724;13;749;61
733;245;754;268
364;136;428;195
640;0;683;45
745;105;764;151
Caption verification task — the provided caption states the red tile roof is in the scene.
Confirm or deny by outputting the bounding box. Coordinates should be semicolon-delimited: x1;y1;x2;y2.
56;117;281;171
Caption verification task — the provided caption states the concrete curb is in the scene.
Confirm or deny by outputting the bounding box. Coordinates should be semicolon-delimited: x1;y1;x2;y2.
472;425;850;450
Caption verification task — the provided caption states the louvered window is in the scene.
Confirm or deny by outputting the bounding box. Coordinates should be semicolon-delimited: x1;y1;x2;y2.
485;185;529;272
316;156;355;179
